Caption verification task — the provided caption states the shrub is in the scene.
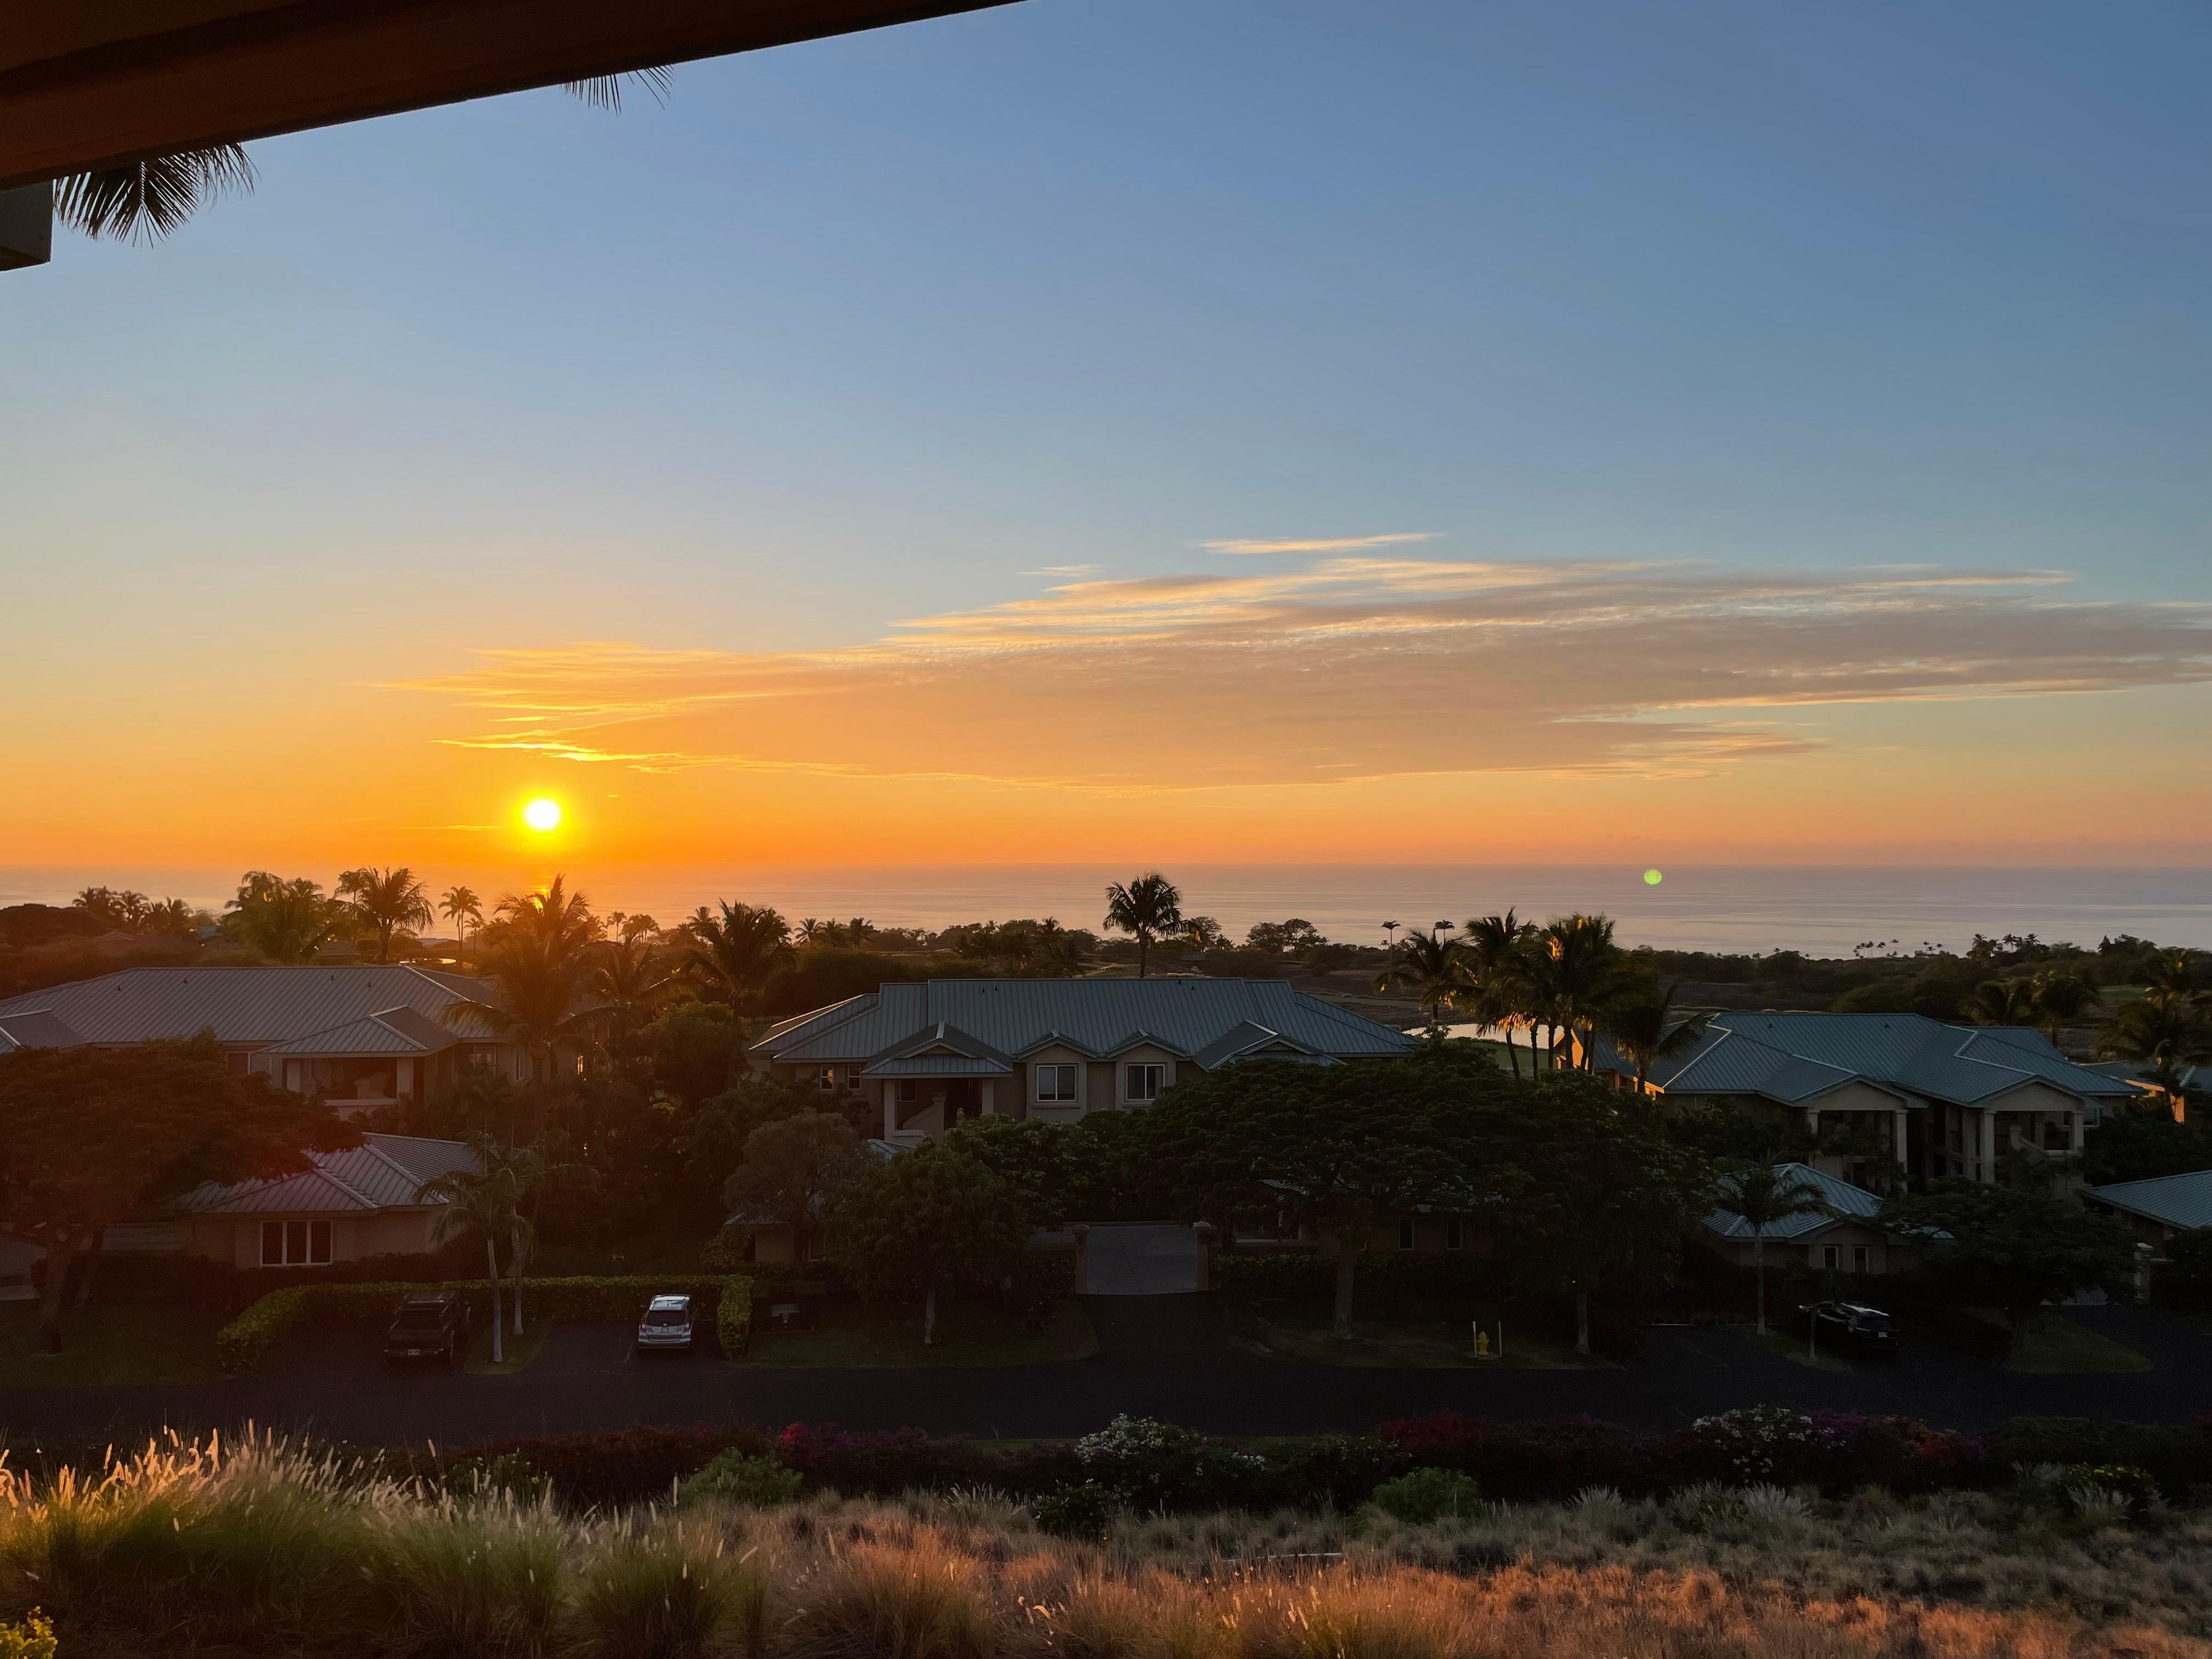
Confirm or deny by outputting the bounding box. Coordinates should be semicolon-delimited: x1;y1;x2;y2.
364;1498;566;1657
568;1517;768;1659
0;1611;54;1659
1256;1434;1395;1511
2064;1463;2161;1511
680;1452;803;1508
440;1452;547;1504
1993;1418;2212;1498
1073;1415;1267;1510
778;1534;995;1659
213;1283;315;1372
1033;1480;1115;1540
717;1273;753;1357
700;1230;748;1274
1371;1468;1482;1523
458;1426;772;1510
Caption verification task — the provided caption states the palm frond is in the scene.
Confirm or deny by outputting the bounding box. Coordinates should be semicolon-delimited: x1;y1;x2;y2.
54;144;255;243
562;65;674;111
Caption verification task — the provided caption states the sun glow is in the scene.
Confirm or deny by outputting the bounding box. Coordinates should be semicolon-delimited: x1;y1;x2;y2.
522;797;563;832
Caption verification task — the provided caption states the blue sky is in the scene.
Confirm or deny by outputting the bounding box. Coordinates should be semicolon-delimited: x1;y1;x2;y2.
4;0;2209;868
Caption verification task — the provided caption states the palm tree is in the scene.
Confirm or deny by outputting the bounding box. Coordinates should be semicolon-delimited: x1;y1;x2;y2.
1712;1163;1829;1336
1381;921;1401;949
1377;927;1468;1035
592;932;672;1039
1463;911;1536;1080
1531;913;1623;1069
679;901;795;1012
452;878;604;1087
223;872;343;963
2101;995;2212;1105
2029;970;2095;1047
1602;981;1712;1093
417;1137;524;1364
440;885;483;966
2143;949;2204;1003
1966;978;2039;1027
337;866;434;963
1103;873;1183;979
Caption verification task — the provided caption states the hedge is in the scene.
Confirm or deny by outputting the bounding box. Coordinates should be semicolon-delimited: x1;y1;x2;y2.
717;1274;753;1357
216;1274;748;1373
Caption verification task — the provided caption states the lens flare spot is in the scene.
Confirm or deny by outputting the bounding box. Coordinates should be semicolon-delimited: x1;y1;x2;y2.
523;798;563;832
1643;868;1663;885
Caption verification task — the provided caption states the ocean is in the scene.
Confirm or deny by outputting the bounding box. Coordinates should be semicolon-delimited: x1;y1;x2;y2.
4;865;2209;956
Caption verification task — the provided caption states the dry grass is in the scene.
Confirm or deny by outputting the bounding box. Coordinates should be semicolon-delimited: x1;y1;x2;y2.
3;1435;2209;1658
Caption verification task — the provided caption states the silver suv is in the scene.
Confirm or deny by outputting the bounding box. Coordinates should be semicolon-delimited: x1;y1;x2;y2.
635;1294;696;1352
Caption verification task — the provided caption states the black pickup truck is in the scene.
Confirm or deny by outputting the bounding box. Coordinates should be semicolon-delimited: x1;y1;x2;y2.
383;1290;472;1367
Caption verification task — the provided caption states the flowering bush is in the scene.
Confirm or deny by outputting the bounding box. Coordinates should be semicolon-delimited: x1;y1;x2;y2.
1075;1415;1267;1510
1677;1407;1824;1483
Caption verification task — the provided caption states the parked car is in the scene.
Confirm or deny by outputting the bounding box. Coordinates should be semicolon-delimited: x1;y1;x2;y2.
384;1290;471;1367
636;1294;696;1353
1795;1299;1899;1358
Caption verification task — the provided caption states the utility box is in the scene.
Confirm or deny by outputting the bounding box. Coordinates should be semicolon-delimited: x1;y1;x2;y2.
0;185;53;270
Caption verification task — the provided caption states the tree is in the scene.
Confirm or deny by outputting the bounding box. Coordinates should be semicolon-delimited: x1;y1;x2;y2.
454;877;604;1087
1146;1053;1509;1336
1880;1182;2136;1338
723;1111;870;1255
417;1137;523;1364
592;932;673;1040
440;885;484;965
223;872;344;963
680;1069;829;1206
2083;1102;2212;1186
1103;873;1183;979
1966;978;2039;1027
1183;916;1229;950
644;1000;753;1109
679;901;795;1015
54;146;256;242
0;1036;353;1352
337;866;434;963
1375;927;1468;1036
1602;979;1712;1093
1462;911;1536;1079
2101;995;2212;1103
1530;913;1624;1069
1709;1163;1828;1336
825;1146;1036;1343
2029;970;2095;1046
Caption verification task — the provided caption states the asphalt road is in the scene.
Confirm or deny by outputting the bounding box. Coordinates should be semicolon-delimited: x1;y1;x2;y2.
4;1300;2207;1449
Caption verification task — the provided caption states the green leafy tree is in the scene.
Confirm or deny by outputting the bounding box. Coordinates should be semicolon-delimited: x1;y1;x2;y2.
1530;913;1624;1070
223;871;344;963
1462;911;1537;1079
1103;872;1183;979
2083;1103;2212;1186
454;877;605;1088
337;866;434;963
678;1068;826;1209
1967;978;2039;1027
1708;1163;1828;1336
825;1146;1036;1343
417;1136;524;1363
1880;1182;2137;1338
723;1111;870;1255
679;901;795;1016
2029;970;2095;1045
1146;1052;1513;1336
0;1035;353;1351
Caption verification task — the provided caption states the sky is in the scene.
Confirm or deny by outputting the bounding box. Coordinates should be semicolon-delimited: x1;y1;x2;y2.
4;0;2210;884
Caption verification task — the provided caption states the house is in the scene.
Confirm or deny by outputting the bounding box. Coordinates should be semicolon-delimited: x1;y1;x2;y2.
2083;1061;2208;1123
0;965;526;1112
726;1138;909;1266
1578;1012;2137;1187
753;978;1420;1144
161;1133;481;1268
2083;1170;2212;1254
1699;1162;1928;1276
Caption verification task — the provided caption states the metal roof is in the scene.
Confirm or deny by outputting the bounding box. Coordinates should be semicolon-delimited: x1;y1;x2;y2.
859;1054;1016;1078
265;1006;467;1057
0;966;504;1048
1603;1012;2135;1109
0;1010;88;1051
2087;1170;2212;1232
167;1133;478;1217
757;979;1417;1071
1702;1163;1880;1243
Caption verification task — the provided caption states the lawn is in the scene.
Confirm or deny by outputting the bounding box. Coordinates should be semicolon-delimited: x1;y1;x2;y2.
2002;1313;2153;1373
1228;1294;1605;1368
0;1299;227;1386
741;1296;1097;1368
465;1318;554;1375
1747;1327;1851;1372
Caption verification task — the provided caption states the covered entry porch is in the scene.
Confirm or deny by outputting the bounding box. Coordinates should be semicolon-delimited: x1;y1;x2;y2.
866;1057;1013;1145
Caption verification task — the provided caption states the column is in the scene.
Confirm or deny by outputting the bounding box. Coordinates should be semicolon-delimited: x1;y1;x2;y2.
882;1084;897;1142
1978;1108;1996;1182
1893;1110;1910;1172
397;1057;416;1100
1804;1108;1820;1137
2070;1111;2085;1154
981;1079;996;1117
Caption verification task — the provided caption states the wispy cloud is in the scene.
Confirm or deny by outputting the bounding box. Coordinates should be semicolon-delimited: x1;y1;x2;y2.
1019;564;1101;578
1201;532;1438;555
396;560;2212;794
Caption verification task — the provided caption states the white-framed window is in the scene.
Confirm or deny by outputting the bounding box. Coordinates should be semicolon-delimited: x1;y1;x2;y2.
1397;1218;1415;1251
1035;1063;1079;1103
1446;1218;1464;1251
817;1066;838;1092
1852;1245;1872;1273
262;1219;332;1267
1123;1062;1169;1104
1821;1244;1841;1271
896;1079;919;1104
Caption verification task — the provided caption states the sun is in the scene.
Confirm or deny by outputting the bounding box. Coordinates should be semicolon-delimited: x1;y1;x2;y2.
522;797;563;833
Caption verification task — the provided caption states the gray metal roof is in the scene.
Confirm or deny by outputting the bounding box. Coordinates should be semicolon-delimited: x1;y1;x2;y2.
167;1133;479;1217
860;1054;1016;1078
1601;1012;2135;1109
2087;1170;2212;1232
1702;1163;1880;1243
756;978;1417;1071
0;966;504;1048
0;1010;88;1051
266;1006;466;1057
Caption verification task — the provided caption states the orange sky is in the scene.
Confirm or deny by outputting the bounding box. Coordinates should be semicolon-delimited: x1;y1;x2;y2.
6;555;2209;871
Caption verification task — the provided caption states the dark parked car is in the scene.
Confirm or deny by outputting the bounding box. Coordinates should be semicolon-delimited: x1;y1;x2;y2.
1796;1299;1898;1358
384;1290;472;1367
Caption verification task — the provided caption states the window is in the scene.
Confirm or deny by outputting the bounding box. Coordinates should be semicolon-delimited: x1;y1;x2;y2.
1852;1244;1872;1274
896;1079;919;1103
1821;1244;1841;1271
1123;1063;1169;1104
261;1219;331;1267
1035;1064;1079;1103
816;1066;838;1093
1446;1218;1464;1251
1397;1218;1415;1251
225;1049;250;1076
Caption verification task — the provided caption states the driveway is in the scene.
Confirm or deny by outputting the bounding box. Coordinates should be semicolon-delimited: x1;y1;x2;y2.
5;1307;2210;1449
1084;1225;1199;1295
